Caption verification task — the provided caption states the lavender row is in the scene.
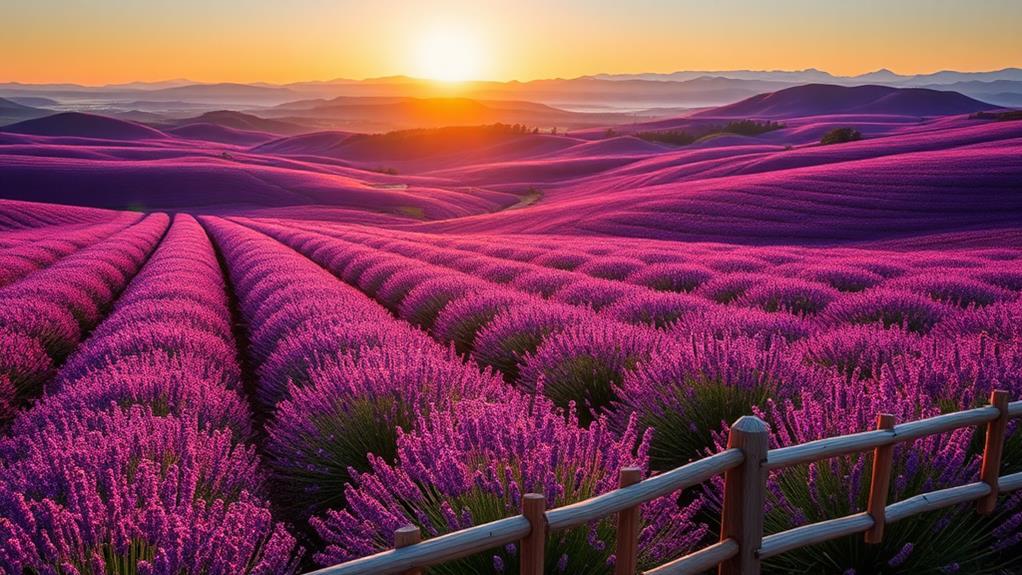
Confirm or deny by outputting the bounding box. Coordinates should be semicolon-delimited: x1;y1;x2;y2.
0;214;141;288
0;213;169;421
0;215;300;573
0;199;127;234
0;215;137;250
297;219;1021;320
278;218;703;321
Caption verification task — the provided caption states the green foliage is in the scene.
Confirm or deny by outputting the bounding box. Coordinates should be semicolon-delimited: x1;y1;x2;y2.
395;206;426;219
820;127;863;145
636;119;784;147
634;130;697;146
277;396;407;515
539;354;641;426
354;123;536;143
441;313;498;356
721;119;785;136
969;110;1022;121
763;448;1018;574
640;377;775;470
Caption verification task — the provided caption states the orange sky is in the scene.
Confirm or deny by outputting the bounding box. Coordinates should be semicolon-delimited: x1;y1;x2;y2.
3;0;1021;85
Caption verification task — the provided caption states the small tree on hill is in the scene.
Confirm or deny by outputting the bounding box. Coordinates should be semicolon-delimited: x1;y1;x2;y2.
820;127;862;145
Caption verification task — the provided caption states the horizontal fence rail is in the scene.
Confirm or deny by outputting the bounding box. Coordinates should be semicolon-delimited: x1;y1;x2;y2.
307;392;1022;575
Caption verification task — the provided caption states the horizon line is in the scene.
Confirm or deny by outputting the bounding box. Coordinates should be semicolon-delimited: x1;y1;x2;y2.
3;65;1022;89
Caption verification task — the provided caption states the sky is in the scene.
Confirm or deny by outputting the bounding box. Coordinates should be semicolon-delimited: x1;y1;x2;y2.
3;0;1021;85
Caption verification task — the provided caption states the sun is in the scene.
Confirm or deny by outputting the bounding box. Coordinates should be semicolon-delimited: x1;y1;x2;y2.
414;25;483;82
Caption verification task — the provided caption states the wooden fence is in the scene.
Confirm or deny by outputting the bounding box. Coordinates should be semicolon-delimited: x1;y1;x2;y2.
306;390;1022;575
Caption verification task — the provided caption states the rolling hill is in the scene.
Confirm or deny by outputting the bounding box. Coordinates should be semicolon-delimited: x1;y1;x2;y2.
0;98;50;126
166;110;311;135
0;112;168;140
164;123;279;146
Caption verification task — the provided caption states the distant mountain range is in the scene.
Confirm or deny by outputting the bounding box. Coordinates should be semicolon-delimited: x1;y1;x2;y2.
3;68;1020;116
693;84;995;118
0;69;1018;133
586;67;1022;85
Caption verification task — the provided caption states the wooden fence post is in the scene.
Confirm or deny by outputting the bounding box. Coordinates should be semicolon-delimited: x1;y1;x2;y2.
978;390;1010;514
864;413;896;543
719;415;769;575
615;467;643;575
520;493;547;575
394;525;422;575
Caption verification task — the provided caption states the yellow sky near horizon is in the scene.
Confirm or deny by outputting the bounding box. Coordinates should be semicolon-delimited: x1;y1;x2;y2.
3;0;1021;85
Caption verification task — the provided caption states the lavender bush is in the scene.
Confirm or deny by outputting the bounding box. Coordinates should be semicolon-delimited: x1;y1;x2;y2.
312;395;708;573
520;321;663;425
266;346;506;515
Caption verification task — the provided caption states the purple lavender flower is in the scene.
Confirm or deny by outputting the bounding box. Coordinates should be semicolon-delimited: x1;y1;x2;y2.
399;275;489;330
617;335;808;469
0;410;300;573
697;272;772;304
799;264;884;292
519;320;663;425
626;263;715;293
745;369;1021;573
533;251;592;270
266;346;506;515
890;272;1012;309
0;328;53;399
738;277;840;316
823;287;948;333
576;256;645;280
670;306;810;342
797;324;920;380
428;287;529;346
511;269;576;297
605;291;712;328
355;257;409;297
473;303;590;382
473;261;533;284
552;277;641;310
935;300;1022;341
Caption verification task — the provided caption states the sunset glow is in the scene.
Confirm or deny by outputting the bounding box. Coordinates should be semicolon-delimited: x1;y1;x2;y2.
413;25;484;82
1;0;1020;84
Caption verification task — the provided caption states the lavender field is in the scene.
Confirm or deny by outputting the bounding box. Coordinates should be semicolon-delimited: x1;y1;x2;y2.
1;72;1021;574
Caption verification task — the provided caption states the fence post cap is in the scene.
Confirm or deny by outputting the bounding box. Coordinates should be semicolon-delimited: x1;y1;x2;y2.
619;467;643;486
732;415;769;434
395;525;420;535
